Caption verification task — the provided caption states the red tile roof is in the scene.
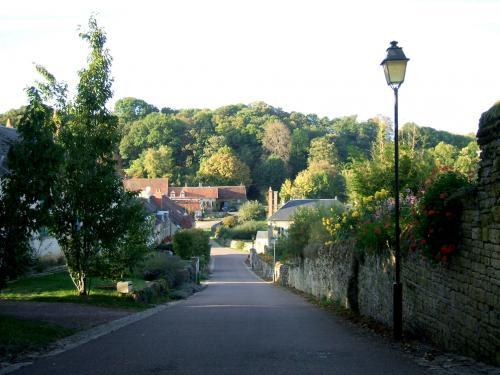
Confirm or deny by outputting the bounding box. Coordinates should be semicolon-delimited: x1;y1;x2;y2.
124;178;169;197
218;185;247;200
168;186;219;199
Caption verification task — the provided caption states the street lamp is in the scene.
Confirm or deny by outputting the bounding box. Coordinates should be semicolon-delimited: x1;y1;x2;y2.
381;41;409;341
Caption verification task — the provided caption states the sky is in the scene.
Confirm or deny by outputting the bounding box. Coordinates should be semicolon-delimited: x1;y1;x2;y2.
1;0;499;135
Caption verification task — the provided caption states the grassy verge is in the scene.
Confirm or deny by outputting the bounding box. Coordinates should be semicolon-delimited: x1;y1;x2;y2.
0;272;151;310
0;315;76;361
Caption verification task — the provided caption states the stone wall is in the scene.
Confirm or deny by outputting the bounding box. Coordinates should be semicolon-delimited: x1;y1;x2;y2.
278;103;500;365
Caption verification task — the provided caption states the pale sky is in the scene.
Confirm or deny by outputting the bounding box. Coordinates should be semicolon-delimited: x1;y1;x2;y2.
1;0;499;135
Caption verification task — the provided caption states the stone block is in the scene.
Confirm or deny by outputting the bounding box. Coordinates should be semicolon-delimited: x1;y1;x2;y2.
117;281;133;294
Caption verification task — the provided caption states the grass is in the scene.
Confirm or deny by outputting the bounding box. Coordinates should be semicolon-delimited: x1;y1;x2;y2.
0;272;151;310
0;315;76;360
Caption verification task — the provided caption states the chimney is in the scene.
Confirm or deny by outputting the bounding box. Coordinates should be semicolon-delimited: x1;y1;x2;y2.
273;191;278;214
268;187;273;218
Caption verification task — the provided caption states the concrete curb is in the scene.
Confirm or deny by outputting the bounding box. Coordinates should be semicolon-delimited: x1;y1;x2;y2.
0;288;207;375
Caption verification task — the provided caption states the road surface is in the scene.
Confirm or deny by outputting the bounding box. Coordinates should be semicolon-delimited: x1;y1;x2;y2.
13;245;427;375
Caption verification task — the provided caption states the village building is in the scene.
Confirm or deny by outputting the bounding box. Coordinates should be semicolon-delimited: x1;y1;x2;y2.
124;177;247;215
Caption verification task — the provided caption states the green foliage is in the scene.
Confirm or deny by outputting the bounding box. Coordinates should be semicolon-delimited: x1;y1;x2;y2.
415;172;470;262
346;140;433;200
431;142;459;170
222;215;238;228
216;221;267;240
454;141;480;182
197;146;251;186
114;97;158;124
97;195;155;281
280;162;346;201
0;88;62;290
237;200;266;222
400;122;474;149
125;145;175;178
308;135;338;166
173;229;210;266
278;206;332;258
0;107;26;128
140;253;186;287
253;155;288;191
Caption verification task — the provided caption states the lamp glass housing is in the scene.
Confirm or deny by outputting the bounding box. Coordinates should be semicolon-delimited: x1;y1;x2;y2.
383;60;407;87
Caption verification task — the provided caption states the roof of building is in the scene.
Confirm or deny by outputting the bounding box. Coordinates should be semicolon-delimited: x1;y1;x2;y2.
167;185;247;200
168;186;219;199
161;197;194;229
0;126;19;177
218;185;247;200
268;199;343;222
124;178;169;196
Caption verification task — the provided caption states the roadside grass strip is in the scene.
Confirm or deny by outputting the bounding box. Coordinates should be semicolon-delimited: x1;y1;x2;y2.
0;272;150;310
0;315;76;361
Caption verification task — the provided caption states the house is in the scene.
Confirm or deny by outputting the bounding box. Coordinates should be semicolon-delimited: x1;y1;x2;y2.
123;178;169;210
123;178;194;242
268;199;343;237
123;177;247;215
167;184;247;213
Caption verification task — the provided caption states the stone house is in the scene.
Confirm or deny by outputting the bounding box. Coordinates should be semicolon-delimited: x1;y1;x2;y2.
267;198;343;237
124;178;247;214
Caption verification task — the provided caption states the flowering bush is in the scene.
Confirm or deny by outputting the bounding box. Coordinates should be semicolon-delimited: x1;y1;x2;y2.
323;189;417;254
414;172;470;262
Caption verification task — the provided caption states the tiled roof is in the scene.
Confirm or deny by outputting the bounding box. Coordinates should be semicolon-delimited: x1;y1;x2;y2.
168;186;219;199
218;185;247;200
0;126;19;177
161;197;194;229
124;178;169;196
269;199;343;222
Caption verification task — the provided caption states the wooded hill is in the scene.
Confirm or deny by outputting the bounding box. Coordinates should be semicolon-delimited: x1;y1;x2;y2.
1;98;476;201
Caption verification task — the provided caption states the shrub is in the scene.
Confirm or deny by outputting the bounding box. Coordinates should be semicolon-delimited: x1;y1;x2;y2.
173;229;210;267
141;253;187;288
237;201;266;222
323;189;418;254
415;172;470;262
222;215;238;228
222;221;267;240
282;206;332;258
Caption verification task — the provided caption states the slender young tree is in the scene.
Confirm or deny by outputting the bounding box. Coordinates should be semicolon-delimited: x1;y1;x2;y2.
47;17;127;295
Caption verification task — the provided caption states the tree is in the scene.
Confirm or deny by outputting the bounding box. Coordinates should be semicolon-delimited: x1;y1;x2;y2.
119;112;179;161
253;155;288;191
307;136;338;166
454;141;480;182
114;97;158;124
125;145;175;178
197;146;251;186
291;162;345;199
43;17;137;295
237;200;266;222
97;194;154;280
262;120;291;162
0;89;61;290
432;142;458;171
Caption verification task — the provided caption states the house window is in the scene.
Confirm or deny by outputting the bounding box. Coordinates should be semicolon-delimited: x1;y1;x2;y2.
180;191;185;198
170;191;175;198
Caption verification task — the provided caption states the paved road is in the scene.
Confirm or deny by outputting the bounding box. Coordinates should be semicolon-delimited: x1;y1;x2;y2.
14;246;427;375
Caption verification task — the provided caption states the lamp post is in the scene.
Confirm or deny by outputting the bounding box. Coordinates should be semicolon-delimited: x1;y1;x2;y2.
381;41;409;341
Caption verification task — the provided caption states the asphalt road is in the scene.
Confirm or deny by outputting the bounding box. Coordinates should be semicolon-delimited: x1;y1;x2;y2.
13;245;427;375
